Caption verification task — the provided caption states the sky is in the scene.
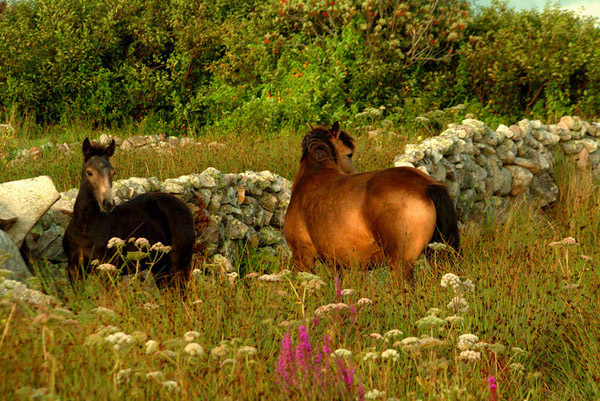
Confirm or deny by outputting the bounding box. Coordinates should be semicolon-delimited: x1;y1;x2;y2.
473;0;600;18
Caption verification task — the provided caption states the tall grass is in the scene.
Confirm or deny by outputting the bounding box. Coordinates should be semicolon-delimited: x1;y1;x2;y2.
0;145;599;399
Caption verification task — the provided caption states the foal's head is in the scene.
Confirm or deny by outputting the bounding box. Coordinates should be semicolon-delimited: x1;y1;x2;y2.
301;121;356;173
81;138;116;213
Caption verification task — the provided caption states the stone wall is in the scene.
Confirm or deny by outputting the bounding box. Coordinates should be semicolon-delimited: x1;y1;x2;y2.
28;168;292;270
393;116;600;219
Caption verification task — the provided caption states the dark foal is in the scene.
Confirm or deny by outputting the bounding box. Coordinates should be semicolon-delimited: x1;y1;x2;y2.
63;138;195;289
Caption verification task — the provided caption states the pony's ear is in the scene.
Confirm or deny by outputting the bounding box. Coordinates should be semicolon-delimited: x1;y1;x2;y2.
330;121;340;139
106;139;116;158
82;138;92;161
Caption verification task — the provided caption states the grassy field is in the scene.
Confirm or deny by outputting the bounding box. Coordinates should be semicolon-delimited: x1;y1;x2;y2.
1;125;599;400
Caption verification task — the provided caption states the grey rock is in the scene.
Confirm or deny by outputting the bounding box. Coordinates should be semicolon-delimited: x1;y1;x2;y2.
505;166;534;196
559;116;581;131
128;135;148;147
259;193;278;213
0;204;17;231
224;218;249;240
561;140;584;154
37;225;67;262
0;176;60;247
530;172;559;207
258;226;282;246
513;157;542;174
496;144;516;164
0;229;31;282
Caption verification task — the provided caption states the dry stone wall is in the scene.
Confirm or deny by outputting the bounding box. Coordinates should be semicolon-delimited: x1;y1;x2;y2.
29;168;292;270
393;116;600;219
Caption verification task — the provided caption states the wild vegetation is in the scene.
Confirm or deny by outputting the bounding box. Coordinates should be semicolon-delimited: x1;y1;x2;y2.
0;0;599;141
1;151;599;400
1;0;599;400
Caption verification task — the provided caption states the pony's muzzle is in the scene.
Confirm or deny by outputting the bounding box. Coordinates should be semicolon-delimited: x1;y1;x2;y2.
101;197;115;213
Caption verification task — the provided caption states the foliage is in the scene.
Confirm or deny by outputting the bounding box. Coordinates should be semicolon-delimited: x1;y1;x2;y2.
0;0;598;138
458;0;600;120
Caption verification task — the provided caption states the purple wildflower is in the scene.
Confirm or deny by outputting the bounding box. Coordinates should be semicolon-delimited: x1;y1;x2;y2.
358;384;365;401
334;277;342;300
487;375;497;391
349;304;356;322
276;332;296;387
311;316;319;328
295;326;313;375
335;357;355;391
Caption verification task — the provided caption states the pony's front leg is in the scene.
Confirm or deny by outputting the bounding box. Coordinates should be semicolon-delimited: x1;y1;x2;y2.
288;241;317;273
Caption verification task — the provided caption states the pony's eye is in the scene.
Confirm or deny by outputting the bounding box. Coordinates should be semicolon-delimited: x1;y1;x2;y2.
348;153;353;158
86;170;93;177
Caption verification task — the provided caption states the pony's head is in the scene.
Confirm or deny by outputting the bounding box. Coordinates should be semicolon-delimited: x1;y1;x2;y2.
301;121;356;173
81;138;116;213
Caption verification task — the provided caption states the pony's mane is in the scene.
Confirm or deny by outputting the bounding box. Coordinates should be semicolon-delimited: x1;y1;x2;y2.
84;140;112;161
301;126;355;166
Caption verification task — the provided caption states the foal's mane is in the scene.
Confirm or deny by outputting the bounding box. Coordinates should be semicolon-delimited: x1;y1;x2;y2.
301;126;355;167
83;139;114;162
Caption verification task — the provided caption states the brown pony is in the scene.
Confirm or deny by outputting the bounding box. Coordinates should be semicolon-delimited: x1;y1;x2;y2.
63;138;195;288
283;122;459;283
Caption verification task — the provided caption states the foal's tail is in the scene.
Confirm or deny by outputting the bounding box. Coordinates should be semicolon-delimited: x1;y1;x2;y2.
427;183;460;253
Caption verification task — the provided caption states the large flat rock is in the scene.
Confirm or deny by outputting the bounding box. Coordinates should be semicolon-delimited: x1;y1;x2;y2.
0;176;60;247
0;229;31;281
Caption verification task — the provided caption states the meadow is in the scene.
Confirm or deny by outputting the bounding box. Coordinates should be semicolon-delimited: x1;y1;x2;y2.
1;123;599;401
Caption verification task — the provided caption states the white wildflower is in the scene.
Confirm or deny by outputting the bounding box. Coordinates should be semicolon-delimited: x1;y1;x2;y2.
257;273;281;282
93;307;117;318
145;340;160;354
459;350;481;361
512;347;526;356
105;332;133;351
548;237;577;247
226;272;238;284
134;237;150;249
399;337;421;350
356;298;373;307
184;331;200;342
445;315;463;323
416;315;446;330
97;263;117;272
162;380;180;393
159;350;177;359
369;333;383;341
457;334;479;350
365;389;385;400
211;344;230;358
192;299;203;305
107;237;125;249
332;348;352;358
462;279;475;292
220;358;236;368
150;242;172;253
191;269;202;278
340;289;356;296
116;369;132;385
428;307;442;316
447;296;469;313
184;342;205;357
143;302;159;310
440;273;461;291
488;343;506;354
383;329;403;340
473;342;489;351
314;303;350;318
297;272;322;282
237;346;257;357
418;336;445;349
146;371;164;381
381;349;399;361
428;242;452;252
580;254;592;261
362;352;379;362
509;363;525;374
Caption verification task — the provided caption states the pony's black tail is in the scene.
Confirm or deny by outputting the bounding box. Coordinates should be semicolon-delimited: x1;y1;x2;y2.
427;183;460;253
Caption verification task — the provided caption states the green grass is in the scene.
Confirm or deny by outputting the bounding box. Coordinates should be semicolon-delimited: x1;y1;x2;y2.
0;130;599;400
1;126;407;192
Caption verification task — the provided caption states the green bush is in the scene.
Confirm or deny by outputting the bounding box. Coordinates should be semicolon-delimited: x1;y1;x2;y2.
458;1;600;120
0;0;598;137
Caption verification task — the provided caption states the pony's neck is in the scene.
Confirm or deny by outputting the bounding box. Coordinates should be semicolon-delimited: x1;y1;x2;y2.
72;176;102;229
292;159;341;192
